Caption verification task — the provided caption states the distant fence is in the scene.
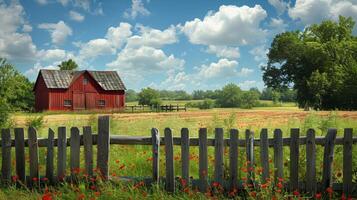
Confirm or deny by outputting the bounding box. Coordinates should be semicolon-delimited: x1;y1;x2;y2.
125;104;187;113
0;116;356;197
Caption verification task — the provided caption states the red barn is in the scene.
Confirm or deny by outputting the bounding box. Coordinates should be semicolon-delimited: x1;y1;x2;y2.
33;69;126;111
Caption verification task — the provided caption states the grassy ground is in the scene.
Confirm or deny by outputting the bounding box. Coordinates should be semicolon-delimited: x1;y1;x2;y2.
3;105;357;199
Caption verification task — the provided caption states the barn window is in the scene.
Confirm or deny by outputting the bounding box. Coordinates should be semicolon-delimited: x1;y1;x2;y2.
98;100;105;106
64;100;72;106
83;78;88;85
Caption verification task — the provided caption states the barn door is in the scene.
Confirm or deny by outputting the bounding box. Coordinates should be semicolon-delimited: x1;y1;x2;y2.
85;93;96;109
73;92;85;110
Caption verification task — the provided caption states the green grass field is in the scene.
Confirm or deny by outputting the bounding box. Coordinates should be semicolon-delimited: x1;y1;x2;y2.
3;105;357;199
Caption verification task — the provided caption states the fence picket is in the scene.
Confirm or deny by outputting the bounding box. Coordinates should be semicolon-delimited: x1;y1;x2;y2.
28;127;39;187
164;128;175;192
70;127;80;183
274;129;283;182
1;128;11;184
83;126;93;177
46;128;55;184
321;128;337;192
306;129;316;195
14;128;26;183
57;127;67;182
199;128;208;193
97;116;110;180
214;128;224;186
290;128;299;192
151;128;160;183
260;129;269;183
229;129;238;191
343;128;352;197
181;128;189;185
246;129;254;185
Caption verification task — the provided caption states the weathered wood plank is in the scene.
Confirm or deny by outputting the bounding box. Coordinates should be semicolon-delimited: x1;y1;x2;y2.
343;128;352;197
97;116;110;180
260;129;269;183
46;128;55;184
57;127;67;181
28;127;39;187
199;128;208;193
290;128;299;192
1;128;11;184
321;128;337;191
274;129;283;182
306;129;316;195
214;128;224;186
164;128;175;192
83;126;93;177
229;129;238;191
246;129;254;185
70;127;80;183
181;128;189;185
14;128;26;183
151;128;160;183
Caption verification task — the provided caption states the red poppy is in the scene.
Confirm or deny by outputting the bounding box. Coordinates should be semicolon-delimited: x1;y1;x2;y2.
277;182;283;189
315;193;322;199
42;193;52;200
293;190;300;196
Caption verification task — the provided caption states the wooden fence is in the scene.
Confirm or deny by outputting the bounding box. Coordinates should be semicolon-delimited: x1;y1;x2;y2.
125;104;187;113
0;116;356;197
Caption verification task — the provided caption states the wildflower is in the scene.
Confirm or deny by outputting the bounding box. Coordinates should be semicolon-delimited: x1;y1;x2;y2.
90;185;96;190
12;175;18;182
260;183;268;189
32;177;38;182
115;159;120;164
42;192;52;200
250;191;256;197
278;177;284;182
119;164;126;170
77;193;85;200
341;193;346;200
94;192;100;197
180;178;187;187
212;182;220;187
277;182;283;189
41;177;49;182
276;189;282;193
315;193;322;199
326;187;333;194
293;190;300;196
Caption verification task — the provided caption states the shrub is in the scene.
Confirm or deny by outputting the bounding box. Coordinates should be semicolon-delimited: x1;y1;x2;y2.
197;99;215;109
216;83;242;108
0;98;9;128
26;115;44;129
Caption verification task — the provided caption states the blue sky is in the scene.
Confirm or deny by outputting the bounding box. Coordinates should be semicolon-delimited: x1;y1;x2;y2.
1;0;356;92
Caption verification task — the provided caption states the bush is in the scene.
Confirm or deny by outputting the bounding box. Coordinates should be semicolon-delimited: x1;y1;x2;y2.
197;99;215;109
26;115;44;129
216;83;243;108
241;91;260;109
0;98;9;128
138;88;161;106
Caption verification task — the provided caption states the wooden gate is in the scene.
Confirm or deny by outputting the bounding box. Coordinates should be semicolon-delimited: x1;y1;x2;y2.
85;93;96;109
73;92;84;110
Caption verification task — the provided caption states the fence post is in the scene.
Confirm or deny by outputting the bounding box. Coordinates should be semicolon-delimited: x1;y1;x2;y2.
57;127;67;182
164;128;175;192
321;128;337;192
28;127;39;187
70;127;80;183
290;128;299;192
1;128;11;184
229;129;239;192
273;129;283;183
83;126;93;177
46;128;55;184
181;128;190;185
14;128;26;184
199;128;208;193
214;128;224;187
343;128;353;198
97;116;110;180
151;128;160;183
260;129;269;183
306;129;316;195
246;129;254;186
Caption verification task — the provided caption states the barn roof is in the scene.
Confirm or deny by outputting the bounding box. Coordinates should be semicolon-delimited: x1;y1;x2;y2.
37;69;126;90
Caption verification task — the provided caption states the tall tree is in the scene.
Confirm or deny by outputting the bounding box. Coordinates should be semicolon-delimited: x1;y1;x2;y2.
262;16;357;110
58;59;78;70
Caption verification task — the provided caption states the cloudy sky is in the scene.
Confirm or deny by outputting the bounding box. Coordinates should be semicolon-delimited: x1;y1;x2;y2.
1;0;356;91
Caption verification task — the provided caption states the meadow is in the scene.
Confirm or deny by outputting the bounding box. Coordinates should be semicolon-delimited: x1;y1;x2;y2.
2;102;357;199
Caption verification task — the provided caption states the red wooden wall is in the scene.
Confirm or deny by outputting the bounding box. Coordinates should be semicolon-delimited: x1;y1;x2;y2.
34;71;125;111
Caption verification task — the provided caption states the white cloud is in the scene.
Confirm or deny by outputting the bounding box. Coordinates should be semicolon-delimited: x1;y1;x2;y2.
126;25;177;48
249;45;268;62
289;0;357;27
124;0;150;19
38;21;73;45
238;80;258;90
24;62;57;80
206;45;240;59
268;18;288;34
105;22;133;48
181;5;267;46
22;24;32;32
160;71;190;90
197;58;239;78
268;0;288;15
238;67;254;76
35;0;48;5
0;1;37;61
37;49;72;62
57;0;69;6
69;10;85;22
73;0;90;11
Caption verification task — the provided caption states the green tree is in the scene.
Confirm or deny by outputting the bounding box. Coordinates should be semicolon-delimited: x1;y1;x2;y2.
138;87;161;106
241;90;260;109
0;58;34;111
216;83;242;108
58;59;78;70
125;89;138;102
262;16;357;110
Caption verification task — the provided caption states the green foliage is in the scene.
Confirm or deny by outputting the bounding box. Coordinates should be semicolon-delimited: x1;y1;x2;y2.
26;115;44;129
57;59;78;70
192;89;220;100
138;87;161;106
216;83;243;108
0;98;9;127
197;99;215;109
263;16;357;110
0;58;34;111
125;89;138;102
159;90;192;100
241;90;260;109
